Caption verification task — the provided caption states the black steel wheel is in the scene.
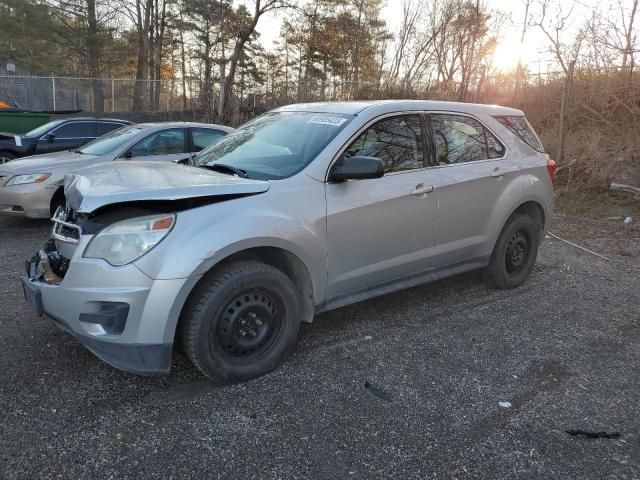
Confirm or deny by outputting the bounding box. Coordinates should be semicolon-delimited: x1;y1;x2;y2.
483;214;541;289
181;261;301;383
214;289;284;364
505;229;530;274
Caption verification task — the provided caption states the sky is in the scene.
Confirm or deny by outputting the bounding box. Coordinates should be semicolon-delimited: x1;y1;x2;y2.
234;0;607;73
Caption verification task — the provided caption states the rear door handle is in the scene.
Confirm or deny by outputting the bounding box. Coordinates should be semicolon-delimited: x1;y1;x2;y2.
492;168;506;178
411;184;434;196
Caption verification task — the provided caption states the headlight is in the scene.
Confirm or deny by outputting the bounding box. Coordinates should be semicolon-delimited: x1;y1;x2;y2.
84;213;175;266
5;173;51;186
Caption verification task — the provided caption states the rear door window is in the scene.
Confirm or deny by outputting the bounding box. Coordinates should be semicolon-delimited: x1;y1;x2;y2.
130;128;186;156
430;114;505;165
494;115;544;153
191;128;227;152
51;121;98;139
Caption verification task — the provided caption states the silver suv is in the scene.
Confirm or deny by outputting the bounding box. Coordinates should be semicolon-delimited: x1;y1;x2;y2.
21;101;555;382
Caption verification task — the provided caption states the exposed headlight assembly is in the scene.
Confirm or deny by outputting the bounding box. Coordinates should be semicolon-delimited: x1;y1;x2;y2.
5;173;51;186
84;214;175;266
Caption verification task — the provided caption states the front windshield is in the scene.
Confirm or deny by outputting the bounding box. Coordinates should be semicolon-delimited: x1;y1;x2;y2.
192;111;352;179
79;125;143;156
24;120;65;138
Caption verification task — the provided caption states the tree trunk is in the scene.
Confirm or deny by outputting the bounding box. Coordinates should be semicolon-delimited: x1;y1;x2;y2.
133;0;152;112
218;2;263;123
86;0;104;112
179;9;187;110
153;0;167;110
557;60;575;165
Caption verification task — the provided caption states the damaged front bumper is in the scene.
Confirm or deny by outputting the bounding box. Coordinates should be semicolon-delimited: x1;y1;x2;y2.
21;237;199;375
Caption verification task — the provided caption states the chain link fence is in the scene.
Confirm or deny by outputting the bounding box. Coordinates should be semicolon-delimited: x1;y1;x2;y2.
0;75;193;113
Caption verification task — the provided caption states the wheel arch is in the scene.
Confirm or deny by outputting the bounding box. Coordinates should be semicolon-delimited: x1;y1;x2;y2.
50;186;66;216
489;198;547;258
510;200;546;230
172;245;317;349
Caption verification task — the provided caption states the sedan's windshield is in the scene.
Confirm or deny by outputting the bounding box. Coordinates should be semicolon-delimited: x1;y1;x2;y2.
192;112;352;179
79;126;143;156
24;120;65;138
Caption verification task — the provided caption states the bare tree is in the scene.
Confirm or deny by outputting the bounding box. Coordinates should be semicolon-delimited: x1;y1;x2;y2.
117;0;154;111
218;0;292;122
534;0;590;163
46;0;117;111
593;0;638;81
512;0;532;101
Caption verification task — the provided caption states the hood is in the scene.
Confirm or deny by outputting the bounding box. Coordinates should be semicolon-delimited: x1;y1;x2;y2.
0;131;24;146
0;151;95;174
64;160;270;213
0;131;19;140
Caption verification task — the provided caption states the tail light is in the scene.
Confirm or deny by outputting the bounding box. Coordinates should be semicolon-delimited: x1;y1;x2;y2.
547;158;557;184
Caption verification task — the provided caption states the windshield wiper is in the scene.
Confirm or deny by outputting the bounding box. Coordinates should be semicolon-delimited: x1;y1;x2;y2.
200;163;249;178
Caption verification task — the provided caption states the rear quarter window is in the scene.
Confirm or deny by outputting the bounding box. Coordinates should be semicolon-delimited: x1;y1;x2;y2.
98;122;127;135
494;115;545;153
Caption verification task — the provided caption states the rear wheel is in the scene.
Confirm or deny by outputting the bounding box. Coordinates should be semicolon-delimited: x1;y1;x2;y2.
483;214;541;289
181;261;301;383
0;151;15;164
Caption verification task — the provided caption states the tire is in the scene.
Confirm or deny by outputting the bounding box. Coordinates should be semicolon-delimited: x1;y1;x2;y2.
50;190;66;217
181;261;302;383
483;214;541;289
0;151;15;164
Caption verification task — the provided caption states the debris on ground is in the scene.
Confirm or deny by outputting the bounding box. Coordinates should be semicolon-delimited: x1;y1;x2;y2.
610;182;640;195
566;429;621;439
498;401;512;408
624;216;633;225
364;381;393;402
547;231;611;261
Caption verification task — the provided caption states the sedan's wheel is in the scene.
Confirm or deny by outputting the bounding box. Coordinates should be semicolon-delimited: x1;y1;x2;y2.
0;152;15;164
483;214;541;289
181;261;301;383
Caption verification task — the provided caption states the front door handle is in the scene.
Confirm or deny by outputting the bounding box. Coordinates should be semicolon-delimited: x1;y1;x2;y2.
411;184;434;196
492;168;506;178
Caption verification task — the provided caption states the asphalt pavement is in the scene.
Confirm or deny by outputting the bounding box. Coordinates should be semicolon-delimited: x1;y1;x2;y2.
1;214;639;479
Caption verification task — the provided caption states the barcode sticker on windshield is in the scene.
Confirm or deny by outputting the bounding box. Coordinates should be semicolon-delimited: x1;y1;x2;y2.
307;115;347;127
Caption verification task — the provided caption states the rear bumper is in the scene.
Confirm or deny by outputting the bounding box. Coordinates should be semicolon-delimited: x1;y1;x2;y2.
22;251;200;375
0;181;54;218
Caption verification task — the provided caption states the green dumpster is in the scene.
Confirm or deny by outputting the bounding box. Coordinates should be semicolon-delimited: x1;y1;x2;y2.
0;111;51;134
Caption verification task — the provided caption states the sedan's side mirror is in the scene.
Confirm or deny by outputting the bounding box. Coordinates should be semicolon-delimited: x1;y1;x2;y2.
329;155;385;182
43;133;55;143
174;156;190;165
121;150;133;159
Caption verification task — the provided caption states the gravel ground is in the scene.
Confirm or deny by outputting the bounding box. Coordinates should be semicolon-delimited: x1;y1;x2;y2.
0;214;639;479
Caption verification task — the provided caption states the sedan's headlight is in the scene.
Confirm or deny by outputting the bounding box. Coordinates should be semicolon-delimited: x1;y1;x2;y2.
5;173;51;186
84;213;175;266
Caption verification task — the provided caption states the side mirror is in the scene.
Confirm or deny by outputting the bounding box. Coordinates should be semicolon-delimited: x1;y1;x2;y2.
329;155;385;182
122;150;133;159
174;156;190;165
44;133;55;143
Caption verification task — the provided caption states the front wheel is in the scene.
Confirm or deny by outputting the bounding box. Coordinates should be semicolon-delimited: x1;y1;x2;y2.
483;214;541;289
180;261;301;383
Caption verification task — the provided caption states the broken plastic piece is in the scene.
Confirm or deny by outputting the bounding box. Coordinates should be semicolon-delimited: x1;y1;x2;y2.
498;401;512;408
